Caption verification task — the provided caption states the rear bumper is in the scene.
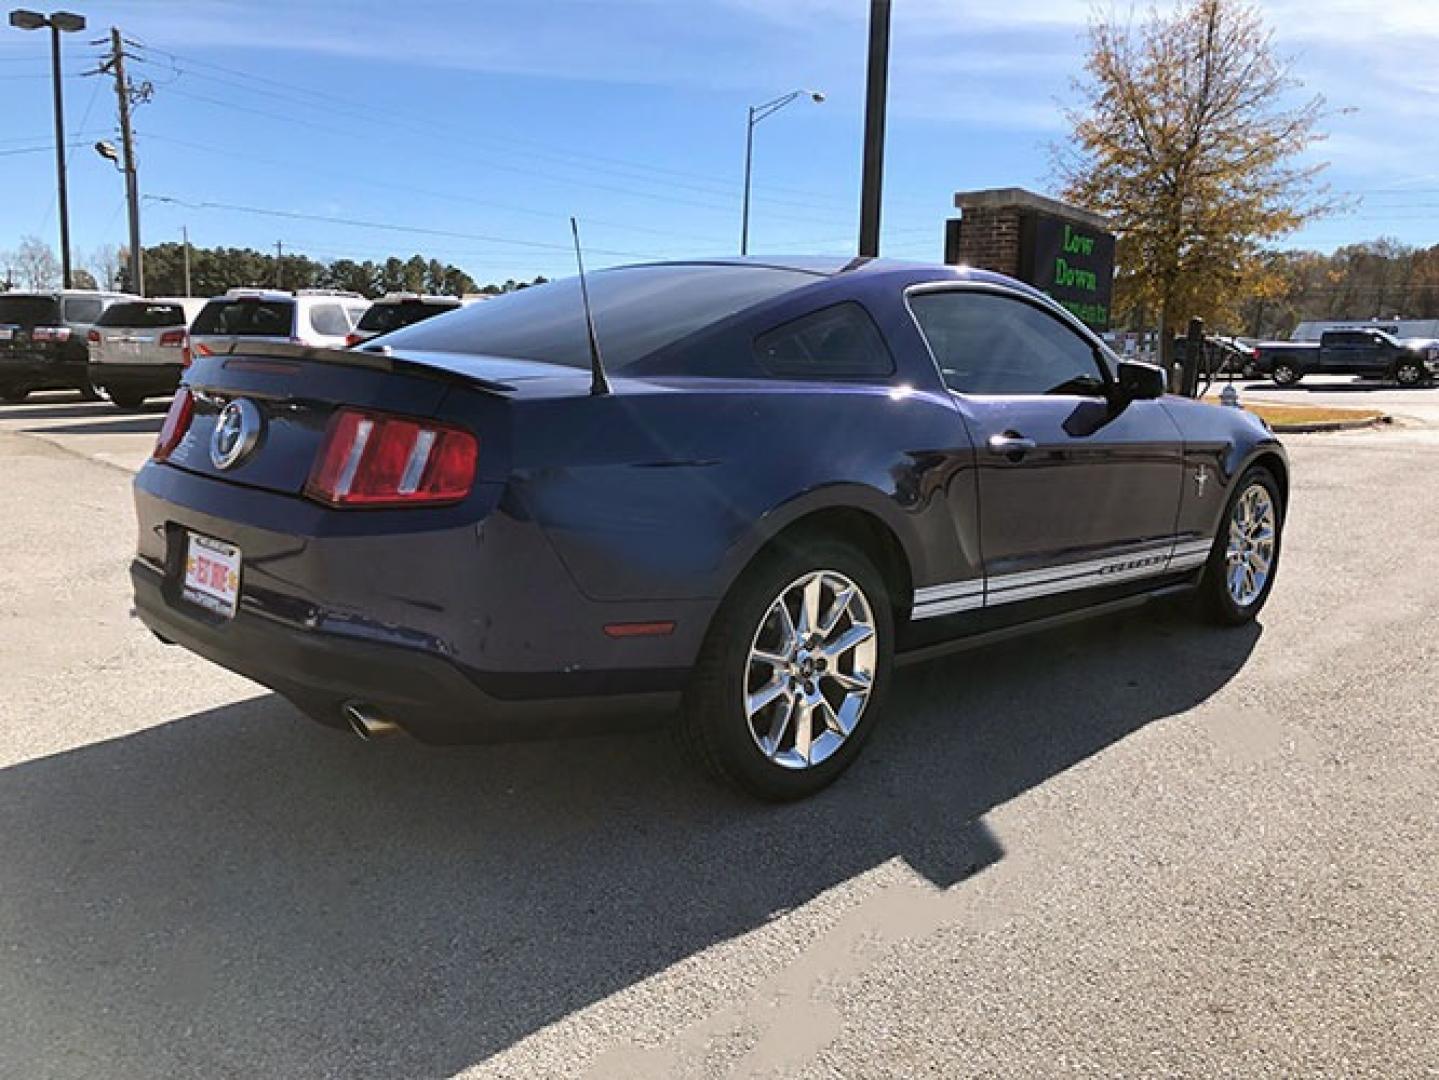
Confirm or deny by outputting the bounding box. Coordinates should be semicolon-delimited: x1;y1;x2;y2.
130;461;708;742
89;361;182;396
132;560;680;741
0;350;86;388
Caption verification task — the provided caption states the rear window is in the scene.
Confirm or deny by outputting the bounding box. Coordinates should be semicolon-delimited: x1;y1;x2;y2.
95;302;187;329
356;300;460;335
755;302;893;378
62;296;104;324
0;295;60;327
192;299;295;337
379;264;822;370
308;303;350;337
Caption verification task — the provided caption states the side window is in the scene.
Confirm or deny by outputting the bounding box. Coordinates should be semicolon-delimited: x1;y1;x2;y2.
309;304;349;337
754;302;894;378
909;290;1105;396
63;296;104;324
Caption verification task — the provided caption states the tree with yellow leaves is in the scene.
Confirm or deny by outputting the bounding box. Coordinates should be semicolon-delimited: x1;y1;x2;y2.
1057;0;1338;346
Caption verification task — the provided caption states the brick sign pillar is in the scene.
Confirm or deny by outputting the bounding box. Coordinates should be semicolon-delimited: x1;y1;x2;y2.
944;187;1115;332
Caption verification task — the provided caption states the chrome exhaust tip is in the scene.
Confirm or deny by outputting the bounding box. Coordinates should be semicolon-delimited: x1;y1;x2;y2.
343;702;401;740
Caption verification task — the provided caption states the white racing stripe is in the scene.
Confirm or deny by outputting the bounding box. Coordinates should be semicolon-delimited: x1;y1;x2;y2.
912;534;1214;620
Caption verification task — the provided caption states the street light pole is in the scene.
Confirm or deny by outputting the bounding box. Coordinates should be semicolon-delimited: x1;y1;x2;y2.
9;9;87;289
47;19;72;288
740;88;824;256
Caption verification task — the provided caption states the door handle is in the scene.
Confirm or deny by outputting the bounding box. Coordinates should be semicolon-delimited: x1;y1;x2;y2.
988;432;1037;459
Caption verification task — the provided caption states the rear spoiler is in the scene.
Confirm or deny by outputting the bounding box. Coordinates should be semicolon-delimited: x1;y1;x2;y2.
203;339;518;394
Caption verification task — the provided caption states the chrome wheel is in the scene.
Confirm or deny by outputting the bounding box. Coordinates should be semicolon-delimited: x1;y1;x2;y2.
1396;363;1421;386
743;569;877;770
1225;484;1277;607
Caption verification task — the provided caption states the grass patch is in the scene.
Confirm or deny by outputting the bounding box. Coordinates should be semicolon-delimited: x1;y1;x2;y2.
1201;398;1385;427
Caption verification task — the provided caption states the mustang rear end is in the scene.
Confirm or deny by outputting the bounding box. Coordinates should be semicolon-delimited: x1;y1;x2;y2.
131;346;696;743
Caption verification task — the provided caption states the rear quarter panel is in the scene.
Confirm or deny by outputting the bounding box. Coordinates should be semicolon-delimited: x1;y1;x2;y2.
508;380;974;604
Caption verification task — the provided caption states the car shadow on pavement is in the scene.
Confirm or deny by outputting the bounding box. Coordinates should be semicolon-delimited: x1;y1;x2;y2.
21;416;166;437
0;601;1259;1078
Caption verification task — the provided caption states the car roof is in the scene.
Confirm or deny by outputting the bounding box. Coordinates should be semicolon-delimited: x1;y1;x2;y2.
613;255;1043;295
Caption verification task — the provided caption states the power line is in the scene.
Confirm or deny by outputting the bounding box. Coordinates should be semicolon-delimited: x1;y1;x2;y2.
132;43;939;216
133;130;738;247
142;194;674;260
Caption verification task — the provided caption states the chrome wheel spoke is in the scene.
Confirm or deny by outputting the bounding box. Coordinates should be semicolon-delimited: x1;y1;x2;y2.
826;667;872;693
762;696;795;758
792;700;815;764
823;622;874;664
746;679;788;718
819;585;855;636
797;576;824;639
751;648;790;669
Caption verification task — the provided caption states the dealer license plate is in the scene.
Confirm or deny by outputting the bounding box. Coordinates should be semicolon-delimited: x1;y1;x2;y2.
182;532;241;618
0;328;13;341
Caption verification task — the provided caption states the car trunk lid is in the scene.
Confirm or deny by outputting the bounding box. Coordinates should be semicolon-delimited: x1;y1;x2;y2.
163;344;531;496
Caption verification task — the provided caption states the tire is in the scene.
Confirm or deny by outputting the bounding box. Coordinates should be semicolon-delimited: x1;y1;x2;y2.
1199;466;1284;626
1270;361;1301;387
109;389;147;409
78;381;105;402
1393;359;1425;387
678;536;895;800
0;386;30;404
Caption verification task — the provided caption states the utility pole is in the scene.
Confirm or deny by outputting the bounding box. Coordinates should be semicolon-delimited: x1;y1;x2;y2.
103;26;144;295
857;0;891;258
181;224;191;297
274;240;283;288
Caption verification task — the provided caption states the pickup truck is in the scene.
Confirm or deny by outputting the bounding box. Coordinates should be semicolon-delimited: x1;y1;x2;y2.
1254;328;1439;387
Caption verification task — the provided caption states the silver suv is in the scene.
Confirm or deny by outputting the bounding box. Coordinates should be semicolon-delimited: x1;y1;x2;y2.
87;297;206;408
190;289;371;358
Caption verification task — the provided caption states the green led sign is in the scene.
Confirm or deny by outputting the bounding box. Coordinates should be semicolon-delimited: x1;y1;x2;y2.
1018;213;1116;331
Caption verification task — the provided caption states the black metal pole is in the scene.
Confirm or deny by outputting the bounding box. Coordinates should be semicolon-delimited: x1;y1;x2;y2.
740;106;755;256
857;0;891;258
49;21;72;289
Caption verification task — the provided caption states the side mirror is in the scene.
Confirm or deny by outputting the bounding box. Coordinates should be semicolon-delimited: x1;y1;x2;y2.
1115;359;1167;404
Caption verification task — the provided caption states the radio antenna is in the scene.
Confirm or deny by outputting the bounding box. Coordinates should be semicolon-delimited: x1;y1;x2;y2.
570;216;611;396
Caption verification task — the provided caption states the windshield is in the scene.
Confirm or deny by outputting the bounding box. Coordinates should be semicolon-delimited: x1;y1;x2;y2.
192;299;295;337
95;302;188;329
0;295;61;327
357;300;459;334
379;264;823;369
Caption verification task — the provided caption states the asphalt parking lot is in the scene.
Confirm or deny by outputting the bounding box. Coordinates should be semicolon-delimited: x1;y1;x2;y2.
1;385;1436;1079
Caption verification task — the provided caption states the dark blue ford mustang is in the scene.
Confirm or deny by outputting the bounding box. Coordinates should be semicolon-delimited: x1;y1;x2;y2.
132;257;1287;799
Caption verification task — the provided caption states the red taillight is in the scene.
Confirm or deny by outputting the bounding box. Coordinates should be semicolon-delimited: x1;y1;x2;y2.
153;388;194;461
345;332;362;348
181;342;193;368
87;328;101;346
158;329;186;348
304;408;477;508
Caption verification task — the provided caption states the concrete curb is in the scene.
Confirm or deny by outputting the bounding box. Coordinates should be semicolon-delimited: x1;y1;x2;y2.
1266;414;1391;434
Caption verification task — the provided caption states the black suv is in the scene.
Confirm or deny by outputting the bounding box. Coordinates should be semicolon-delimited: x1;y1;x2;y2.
0;289;138;402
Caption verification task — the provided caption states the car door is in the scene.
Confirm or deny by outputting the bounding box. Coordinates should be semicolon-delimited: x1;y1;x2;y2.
908;284;1185;608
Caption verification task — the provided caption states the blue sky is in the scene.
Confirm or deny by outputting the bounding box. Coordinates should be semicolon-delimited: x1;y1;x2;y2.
1;0;1436;286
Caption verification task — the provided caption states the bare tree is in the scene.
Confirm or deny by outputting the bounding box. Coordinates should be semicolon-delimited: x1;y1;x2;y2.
13;236;61;291
87;244;123;291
